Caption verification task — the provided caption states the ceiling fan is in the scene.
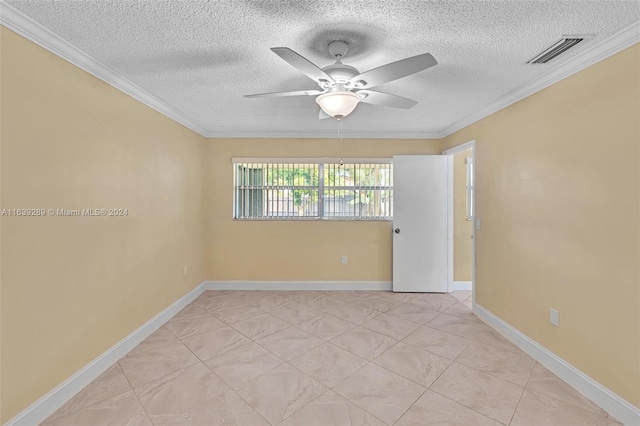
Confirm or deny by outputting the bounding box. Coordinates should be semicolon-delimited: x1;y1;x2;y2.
245;41;437;120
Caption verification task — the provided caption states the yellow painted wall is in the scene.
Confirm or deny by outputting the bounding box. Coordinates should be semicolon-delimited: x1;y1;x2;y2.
0;28;3;422
206;138;440;281
453;149;473;281
441;44;640;406
1;19;638;424
0;28;206;421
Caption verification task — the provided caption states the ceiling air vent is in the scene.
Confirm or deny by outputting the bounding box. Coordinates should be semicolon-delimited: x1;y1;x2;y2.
526;37;585;64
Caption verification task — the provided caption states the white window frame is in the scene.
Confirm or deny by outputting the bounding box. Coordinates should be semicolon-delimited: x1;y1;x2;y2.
232;157;393;221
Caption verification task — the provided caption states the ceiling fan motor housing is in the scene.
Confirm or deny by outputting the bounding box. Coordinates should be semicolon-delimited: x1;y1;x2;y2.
321;64;359;86
322;41;363;90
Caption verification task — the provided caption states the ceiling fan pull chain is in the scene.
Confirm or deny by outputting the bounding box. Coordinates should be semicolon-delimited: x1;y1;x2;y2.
339;118;344;167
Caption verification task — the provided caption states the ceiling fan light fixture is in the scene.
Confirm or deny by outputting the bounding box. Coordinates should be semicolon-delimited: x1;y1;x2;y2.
315;91;360;118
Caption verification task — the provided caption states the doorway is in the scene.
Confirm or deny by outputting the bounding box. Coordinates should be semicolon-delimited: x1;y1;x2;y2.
443;140;476;303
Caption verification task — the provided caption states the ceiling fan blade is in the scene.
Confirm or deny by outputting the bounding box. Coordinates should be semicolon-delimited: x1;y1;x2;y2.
244;90;324;98
271;47;335;84
350;53;437;89
357;90;418;109
319;109;331;120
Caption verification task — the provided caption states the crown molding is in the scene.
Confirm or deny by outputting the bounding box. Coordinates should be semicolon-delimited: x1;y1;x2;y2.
1;1;637;141
0;0;210;137
439;21;640;138
204;131;446;139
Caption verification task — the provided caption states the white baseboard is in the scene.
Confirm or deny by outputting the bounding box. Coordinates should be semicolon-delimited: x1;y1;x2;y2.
5;282;208;426
6;279;388;425
205;280;393;291
453;281;472;291
473;303;640;426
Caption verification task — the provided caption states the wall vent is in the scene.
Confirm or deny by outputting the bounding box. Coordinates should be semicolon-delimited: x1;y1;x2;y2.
526;37;585;64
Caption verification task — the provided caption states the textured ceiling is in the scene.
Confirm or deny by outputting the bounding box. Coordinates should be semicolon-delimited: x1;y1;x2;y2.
6;0;640;137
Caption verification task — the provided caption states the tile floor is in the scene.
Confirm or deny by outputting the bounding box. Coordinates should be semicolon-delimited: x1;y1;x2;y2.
42;290;621;426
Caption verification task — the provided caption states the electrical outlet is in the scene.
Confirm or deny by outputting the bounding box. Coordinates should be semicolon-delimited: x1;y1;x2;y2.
341;255;348;265
183;265;188;276
550;308;559;327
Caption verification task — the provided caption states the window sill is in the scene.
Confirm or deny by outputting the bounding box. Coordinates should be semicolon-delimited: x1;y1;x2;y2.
233;217;393;222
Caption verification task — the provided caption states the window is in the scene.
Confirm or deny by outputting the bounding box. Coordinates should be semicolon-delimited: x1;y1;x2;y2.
465;156;474;220
233;159;393;220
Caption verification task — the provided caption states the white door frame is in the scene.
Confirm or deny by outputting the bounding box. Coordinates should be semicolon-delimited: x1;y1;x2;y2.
442;140;476;303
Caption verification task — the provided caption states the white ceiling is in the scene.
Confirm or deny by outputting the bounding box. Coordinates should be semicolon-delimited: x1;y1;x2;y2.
5;0;639;138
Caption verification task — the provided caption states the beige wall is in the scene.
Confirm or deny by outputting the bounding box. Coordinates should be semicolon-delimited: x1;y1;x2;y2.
442;44;640;406
206;138;440;281
453;149;473;281
0;28;206;421
1;22;638;424
0;29;3;421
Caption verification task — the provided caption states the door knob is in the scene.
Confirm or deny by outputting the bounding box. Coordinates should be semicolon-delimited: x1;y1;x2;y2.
394;228;400;234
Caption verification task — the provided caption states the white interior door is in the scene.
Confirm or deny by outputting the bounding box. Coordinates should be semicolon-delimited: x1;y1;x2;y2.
393;155;449;292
